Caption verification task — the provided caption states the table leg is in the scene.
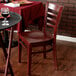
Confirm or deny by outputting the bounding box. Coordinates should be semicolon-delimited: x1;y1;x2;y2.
3;30;9;47
3;30;18;48
38;17;44;31
4;27;14;76
0;28;14;76
33;17;44;31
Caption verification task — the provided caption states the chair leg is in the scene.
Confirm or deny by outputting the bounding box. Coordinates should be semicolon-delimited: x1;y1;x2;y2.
53;42;58;70
43;45;46;59
27;45;32;76
18;38;22;63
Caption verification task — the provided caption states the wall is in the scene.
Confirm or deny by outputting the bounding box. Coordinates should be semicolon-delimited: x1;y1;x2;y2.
31;0;76;37
47;0;76;37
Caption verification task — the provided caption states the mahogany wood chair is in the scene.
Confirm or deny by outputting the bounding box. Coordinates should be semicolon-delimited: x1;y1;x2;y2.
18;2;63;76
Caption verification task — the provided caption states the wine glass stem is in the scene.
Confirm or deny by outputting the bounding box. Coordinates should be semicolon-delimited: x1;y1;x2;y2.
4;18;7;22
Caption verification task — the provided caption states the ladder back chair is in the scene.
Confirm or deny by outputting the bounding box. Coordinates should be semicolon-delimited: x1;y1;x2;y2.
18;2;63;76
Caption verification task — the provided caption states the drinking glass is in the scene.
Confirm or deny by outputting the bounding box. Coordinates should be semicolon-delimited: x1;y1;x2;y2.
1;7;9;26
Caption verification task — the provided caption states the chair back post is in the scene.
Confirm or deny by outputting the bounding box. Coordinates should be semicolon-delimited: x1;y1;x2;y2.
53;5;63;40
43;1;48;35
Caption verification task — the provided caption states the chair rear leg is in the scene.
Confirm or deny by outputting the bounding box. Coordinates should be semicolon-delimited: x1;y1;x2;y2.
18;38;22;63
53;42;58;70
43;45;46;59
27;45;32;76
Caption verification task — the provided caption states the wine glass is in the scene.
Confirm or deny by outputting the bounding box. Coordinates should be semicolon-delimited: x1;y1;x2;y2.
1;7;9;26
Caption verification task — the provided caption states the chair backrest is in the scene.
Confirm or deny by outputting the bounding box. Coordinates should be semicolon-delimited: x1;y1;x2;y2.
44;2;63;39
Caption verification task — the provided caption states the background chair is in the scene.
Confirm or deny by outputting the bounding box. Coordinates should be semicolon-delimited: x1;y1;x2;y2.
18;2;63;76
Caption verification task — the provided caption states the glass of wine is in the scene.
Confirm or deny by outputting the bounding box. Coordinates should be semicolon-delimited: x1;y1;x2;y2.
1;7;9;26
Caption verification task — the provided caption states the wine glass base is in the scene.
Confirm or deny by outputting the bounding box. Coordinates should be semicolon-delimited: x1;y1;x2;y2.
2;23;9;26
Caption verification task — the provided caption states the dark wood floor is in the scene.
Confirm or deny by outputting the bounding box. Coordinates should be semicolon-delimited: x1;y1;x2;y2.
0;33;76;76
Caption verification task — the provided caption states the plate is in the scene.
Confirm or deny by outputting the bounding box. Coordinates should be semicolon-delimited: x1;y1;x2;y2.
0;12;10;19
12;1;33;6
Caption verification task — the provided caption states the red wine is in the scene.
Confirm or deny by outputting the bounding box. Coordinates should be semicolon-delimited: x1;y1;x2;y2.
1;0;10;3
2;13;9;17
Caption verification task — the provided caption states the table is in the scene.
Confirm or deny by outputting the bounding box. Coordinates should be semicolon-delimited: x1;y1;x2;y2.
0;1;44;31
0;1;44;48
0;12;21;76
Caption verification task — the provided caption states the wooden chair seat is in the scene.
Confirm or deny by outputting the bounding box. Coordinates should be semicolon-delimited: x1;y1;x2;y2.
19;31;53;46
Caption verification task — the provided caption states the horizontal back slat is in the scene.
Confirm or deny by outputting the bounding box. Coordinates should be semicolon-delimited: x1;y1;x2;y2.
45;3;63;28
43;2;63;37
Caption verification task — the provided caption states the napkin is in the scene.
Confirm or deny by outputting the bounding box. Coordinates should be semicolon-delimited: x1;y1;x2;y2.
4;3;20;7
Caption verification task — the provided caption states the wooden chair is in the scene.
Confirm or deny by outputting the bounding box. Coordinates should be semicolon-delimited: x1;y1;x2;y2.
18;2;63;76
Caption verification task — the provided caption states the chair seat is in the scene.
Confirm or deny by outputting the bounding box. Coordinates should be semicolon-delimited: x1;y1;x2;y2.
19;31;53;46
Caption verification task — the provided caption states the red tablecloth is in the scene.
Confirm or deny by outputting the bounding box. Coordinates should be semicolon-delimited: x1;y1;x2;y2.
0;1;44;32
